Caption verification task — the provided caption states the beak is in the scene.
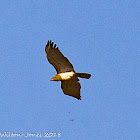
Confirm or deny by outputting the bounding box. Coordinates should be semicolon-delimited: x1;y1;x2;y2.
50;77;55;81
50;78;53;81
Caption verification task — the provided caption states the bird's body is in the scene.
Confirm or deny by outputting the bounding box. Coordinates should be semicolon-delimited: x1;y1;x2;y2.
51;71;75;81
45;40;91;100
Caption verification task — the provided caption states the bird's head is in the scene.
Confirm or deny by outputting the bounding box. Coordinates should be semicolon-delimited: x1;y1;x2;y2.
51;74;61;81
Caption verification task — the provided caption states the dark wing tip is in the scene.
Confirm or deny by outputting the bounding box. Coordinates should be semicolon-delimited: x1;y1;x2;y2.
77;96;81;100
47;40;49;46
45;40;57;52
54;44;56;48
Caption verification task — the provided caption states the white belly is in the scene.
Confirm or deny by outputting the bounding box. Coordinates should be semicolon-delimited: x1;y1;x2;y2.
59;71;75;80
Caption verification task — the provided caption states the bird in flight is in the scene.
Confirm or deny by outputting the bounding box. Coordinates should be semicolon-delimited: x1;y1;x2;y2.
45;40;91;100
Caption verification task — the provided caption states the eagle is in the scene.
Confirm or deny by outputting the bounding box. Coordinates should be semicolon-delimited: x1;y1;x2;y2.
45;40;91;100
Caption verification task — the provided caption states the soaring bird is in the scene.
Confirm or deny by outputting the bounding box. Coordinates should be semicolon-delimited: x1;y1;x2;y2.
45;40;91;100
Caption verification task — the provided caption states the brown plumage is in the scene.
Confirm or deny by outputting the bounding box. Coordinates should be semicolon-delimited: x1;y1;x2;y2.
45;40;91;100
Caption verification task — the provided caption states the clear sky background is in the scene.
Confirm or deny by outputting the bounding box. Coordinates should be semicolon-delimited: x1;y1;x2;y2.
0;1;139;140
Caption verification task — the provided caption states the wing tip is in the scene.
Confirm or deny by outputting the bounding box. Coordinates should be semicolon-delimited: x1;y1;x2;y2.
45;40;58;53
64;94;81;100
70;95;81;100
77;97;81;100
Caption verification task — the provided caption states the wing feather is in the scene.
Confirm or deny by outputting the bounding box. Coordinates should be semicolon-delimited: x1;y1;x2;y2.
61;77;81;100
45;40;74;73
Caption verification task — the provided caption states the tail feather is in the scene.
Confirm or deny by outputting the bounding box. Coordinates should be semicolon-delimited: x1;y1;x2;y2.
76;73;91;79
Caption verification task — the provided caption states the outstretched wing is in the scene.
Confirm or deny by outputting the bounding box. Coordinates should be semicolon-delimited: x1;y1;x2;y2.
61;77;81;100
45;40;74;73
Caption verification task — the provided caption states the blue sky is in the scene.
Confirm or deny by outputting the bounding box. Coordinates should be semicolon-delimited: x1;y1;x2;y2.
0;1;139;140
